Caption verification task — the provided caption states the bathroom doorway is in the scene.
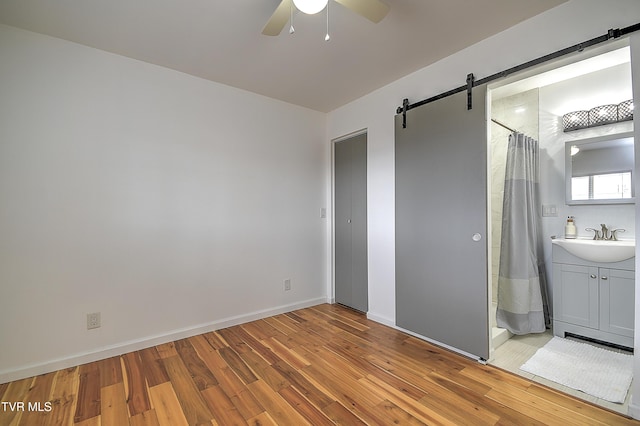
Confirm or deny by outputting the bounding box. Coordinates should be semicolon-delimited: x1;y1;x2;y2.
486;41;635;414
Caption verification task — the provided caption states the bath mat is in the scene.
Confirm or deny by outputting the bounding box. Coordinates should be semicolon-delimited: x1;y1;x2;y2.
520;336;633;403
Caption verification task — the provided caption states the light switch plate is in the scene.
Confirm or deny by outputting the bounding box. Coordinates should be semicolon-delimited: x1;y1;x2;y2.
542;204;558;217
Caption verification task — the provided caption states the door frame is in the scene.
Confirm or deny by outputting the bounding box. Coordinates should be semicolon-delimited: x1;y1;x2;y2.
485;38;633;356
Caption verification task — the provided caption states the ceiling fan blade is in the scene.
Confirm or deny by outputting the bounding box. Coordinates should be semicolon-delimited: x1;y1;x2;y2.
262;0;293;36
334;0;389;23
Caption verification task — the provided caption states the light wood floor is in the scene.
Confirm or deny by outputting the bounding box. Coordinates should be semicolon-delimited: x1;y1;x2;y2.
1;304;638;425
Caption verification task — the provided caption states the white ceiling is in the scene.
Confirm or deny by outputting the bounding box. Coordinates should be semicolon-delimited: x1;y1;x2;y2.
0;0;565;112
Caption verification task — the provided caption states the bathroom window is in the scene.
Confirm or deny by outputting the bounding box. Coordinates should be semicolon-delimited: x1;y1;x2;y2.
571;171;632;200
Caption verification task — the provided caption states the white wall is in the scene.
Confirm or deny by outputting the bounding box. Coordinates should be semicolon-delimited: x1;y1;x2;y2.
0;24;329;382
327;0;640;416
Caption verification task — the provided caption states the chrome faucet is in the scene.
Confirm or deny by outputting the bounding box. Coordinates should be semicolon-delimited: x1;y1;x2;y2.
585;224;626;240
585;227;600;240
610;228;626;241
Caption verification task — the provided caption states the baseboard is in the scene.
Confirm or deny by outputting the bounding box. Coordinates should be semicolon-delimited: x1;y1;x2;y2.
366;312;395;328
628;395;640;419
0;297;328;384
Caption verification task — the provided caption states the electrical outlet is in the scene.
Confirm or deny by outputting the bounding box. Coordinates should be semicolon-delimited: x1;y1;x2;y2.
87;312;101;330
284;279;291;291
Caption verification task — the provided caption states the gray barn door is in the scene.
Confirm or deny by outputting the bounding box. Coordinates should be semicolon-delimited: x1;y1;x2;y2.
335;133;368;312
395;87;489;360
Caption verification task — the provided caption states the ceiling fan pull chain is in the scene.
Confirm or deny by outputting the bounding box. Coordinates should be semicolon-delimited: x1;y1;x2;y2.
290;1;295;34
325;1;330;41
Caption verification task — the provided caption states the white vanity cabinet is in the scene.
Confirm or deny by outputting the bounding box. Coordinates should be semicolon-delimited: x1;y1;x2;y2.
552;244;634;348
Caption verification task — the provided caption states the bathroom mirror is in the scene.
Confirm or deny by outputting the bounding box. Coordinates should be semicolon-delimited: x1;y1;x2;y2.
565;132;635;205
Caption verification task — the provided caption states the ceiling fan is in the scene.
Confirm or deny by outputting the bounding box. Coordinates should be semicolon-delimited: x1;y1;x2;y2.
262;0;389;36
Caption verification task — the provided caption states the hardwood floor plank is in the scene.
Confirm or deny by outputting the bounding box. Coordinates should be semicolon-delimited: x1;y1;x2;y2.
270;360;334;409
312;304;369;327
246;380;310;425
201;332;226;351
460;363;536;392
129;409;161;426
121;352;152;416
301;364;388;425
229;389;265;421
419;372;502;425
218;348;257;385
188;335;227;371
237;351;289;392
215;367;248;401
324;339;427;398
426;370;545;426
97;356;123;388
246;411;277;426
161;356;213;425
101;383;130;426
240;321;276;341
74;416;100;426
261;337;310;370
233;326;282;365
73;364;100;423
0;383;9;401
15;372;55;426
277;386;333;426
283;311;306;324
296;345;362;382
138;347;170;388
263;315;302;336
217;328;252;355
361;374;458;426
375;399;427;426
201;384;247;426
174;339;218;391
278;329;326;353
48;367;79;426
321;401;368;425
189;334;250;402
148;382;189;426
155;342;178;359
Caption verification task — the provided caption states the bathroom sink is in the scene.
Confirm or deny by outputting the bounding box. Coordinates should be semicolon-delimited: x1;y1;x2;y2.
552;238;635;263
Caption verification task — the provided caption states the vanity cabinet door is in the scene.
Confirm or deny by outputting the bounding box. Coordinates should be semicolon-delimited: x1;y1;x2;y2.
553;263;599;329
599;268;635;337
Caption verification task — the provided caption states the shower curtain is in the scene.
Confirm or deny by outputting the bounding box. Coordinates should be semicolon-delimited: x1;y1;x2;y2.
497;132;549;335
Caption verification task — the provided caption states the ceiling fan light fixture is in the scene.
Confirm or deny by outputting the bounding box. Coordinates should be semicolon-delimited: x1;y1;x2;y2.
293;0;328;15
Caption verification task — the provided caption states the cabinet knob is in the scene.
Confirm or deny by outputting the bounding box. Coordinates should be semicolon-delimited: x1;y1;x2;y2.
590;274;597;279
601;276;608;280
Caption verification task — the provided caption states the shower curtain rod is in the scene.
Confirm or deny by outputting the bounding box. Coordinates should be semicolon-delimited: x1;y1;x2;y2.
491;118;517;133
396;22;640;128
